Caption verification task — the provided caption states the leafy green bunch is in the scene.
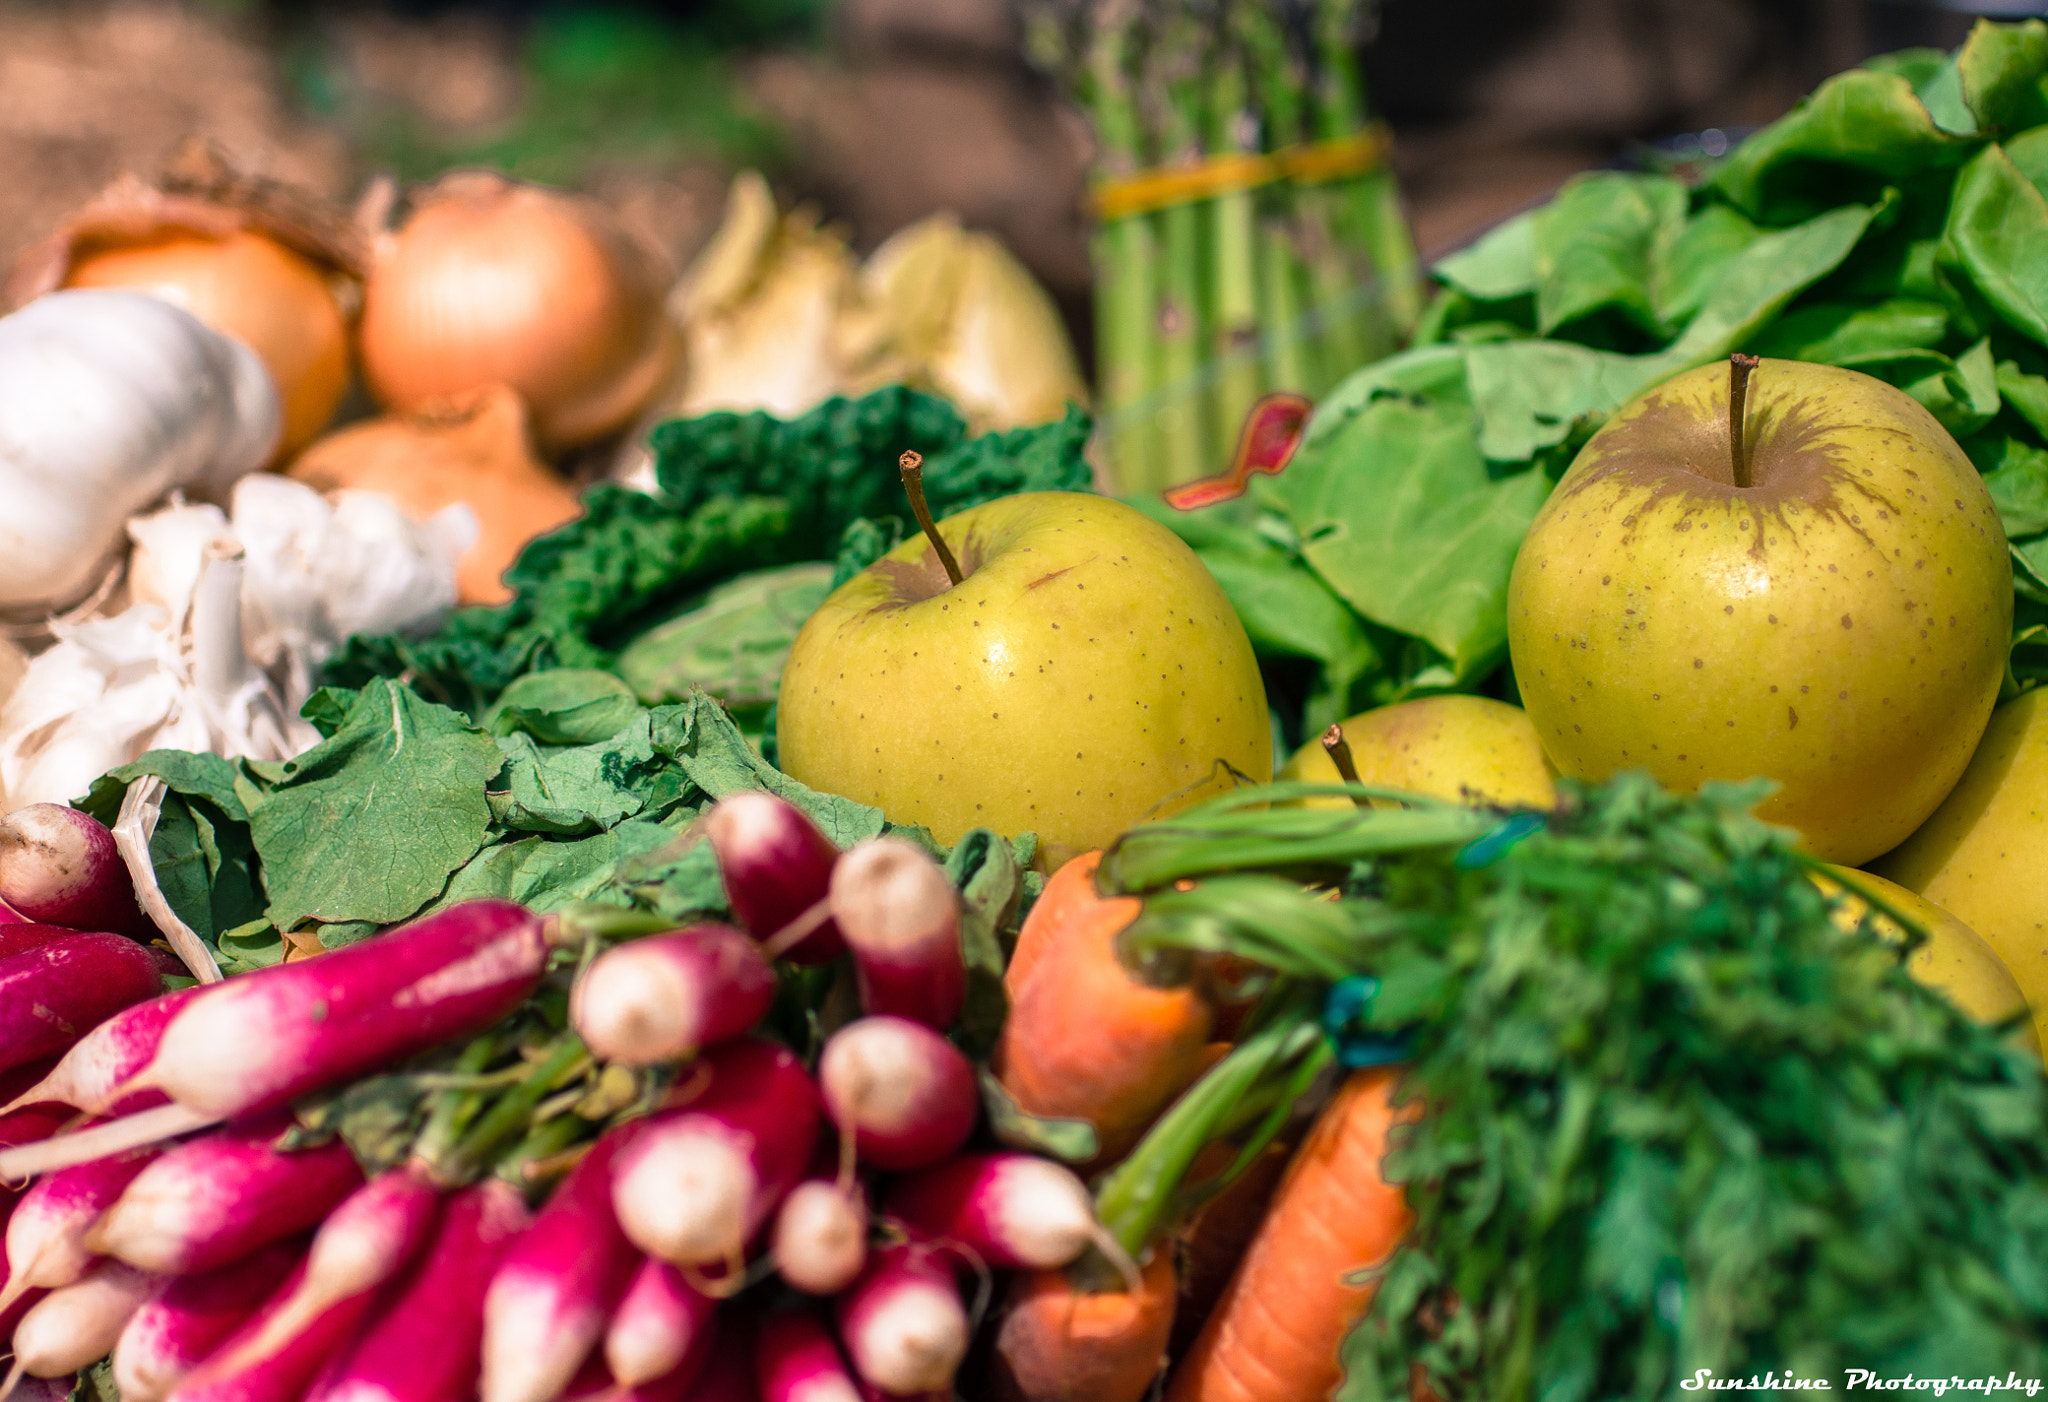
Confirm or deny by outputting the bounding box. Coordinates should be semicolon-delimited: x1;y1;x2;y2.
1155;18;2048;742
1328;776;2048;1397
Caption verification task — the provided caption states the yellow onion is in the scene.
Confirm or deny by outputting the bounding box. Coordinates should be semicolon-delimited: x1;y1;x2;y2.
3;147;363;459
287;384;583;605
360;173;680;452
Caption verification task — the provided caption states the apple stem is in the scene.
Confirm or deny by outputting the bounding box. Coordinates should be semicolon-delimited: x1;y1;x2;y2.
899;450;964;587
1729;353;1760;490
1319;724;1371;810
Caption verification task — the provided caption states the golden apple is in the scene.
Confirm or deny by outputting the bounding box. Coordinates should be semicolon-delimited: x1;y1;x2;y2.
1813;866;2040;1061
1276;695;1556;810
1508;356;2010;865
1872;687;2048;1052
777;492;1270;868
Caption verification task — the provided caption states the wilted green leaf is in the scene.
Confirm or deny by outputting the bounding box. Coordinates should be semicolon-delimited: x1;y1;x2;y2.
483;670;644;746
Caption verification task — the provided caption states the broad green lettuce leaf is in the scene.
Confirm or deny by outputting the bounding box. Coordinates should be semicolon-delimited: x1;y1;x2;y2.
242;679;506;932
1531;173;1688;337
1997;357;2048;438
1968;432;2048;536
1748;298;1950;361
1274;347;1552;677
1939;142;2048;348
1844;338;2002;436
2005;123;2048;196
1957;16;2048;134
1432;211;1537;302
482;670;643;746
1709;67;1972;222
1464;204;1877;462
1650;205;1765;332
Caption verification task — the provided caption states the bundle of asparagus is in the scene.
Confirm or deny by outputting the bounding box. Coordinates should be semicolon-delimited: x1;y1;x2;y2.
1026;0;1420;493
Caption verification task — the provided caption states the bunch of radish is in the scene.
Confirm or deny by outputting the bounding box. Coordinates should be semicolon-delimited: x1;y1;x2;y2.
0;791;1112;1402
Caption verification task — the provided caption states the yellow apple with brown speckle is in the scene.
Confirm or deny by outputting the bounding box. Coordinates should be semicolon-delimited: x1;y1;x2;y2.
777;492;1271;869
1507;356;2010;865
1277;695;1556;810
1872;687;2048;1052
1814;865;2040;1061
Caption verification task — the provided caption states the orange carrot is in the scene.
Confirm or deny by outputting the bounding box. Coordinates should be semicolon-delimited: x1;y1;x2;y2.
991;1246;1177;1402
993;852;1215;1161
1164;1067;1413;1402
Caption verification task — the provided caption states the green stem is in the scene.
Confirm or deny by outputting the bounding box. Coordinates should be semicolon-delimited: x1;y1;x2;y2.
493;1113;593;1199
1148;14;1212;485
1312;0;1422;338
444;1038;593;1184
412;1031;503;1174
1087;0;1164;494
1234;0;1320;394
1204;37;1263;465
1092;991;1325;1258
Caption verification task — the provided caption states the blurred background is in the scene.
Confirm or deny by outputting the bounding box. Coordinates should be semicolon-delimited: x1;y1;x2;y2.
0;0;2029;380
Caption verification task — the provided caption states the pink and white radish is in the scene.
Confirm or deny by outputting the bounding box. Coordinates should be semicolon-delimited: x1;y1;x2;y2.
88;1115;365;1275
119;899;548;1121
114;1239;307;1402
834;1244;968;1398
0;803;148;938
817;1017;975;1173
756;1310;860;1402
884;1152;1109;1273
602;1257;715;1388
481;1128;642;1402
0;1138;163;1312
610;1038;820;1271
704;791;843;964
828;839;963;1030
570;925;775;1068
0;931;164;1076
0;986;196;1118
768;1178;867;1297
5;1258;157;1387
168;1165;445;1402
308;1178;530;1402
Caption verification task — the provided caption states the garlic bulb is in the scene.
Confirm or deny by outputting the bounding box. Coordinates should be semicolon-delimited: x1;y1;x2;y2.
0;480;463;809
0;289;279;614
231;473;469;702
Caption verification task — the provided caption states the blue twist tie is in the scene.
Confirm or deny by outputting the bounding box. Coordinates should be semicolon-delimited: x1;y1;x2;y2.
1455;810;1547;869
1322;975;1412;1067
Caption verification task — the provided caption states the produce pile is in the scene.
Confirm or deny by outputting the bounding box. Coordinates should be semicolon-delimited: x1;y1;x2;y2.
6;15;2048;1402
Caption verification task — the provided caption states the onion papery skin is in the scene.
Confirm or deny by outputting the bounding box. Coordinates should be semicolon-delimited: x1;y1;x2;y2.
68;232;351;458
360;173;679;452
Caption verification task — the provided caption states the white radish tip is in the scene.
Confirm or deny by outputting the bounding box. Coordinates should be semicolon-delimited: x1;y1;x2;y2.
830;841;956;953
849;1278;968;1395
614;1130;758;1266
986;1158;1098;1270
572;946;705;1067
772;1181;868;1295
